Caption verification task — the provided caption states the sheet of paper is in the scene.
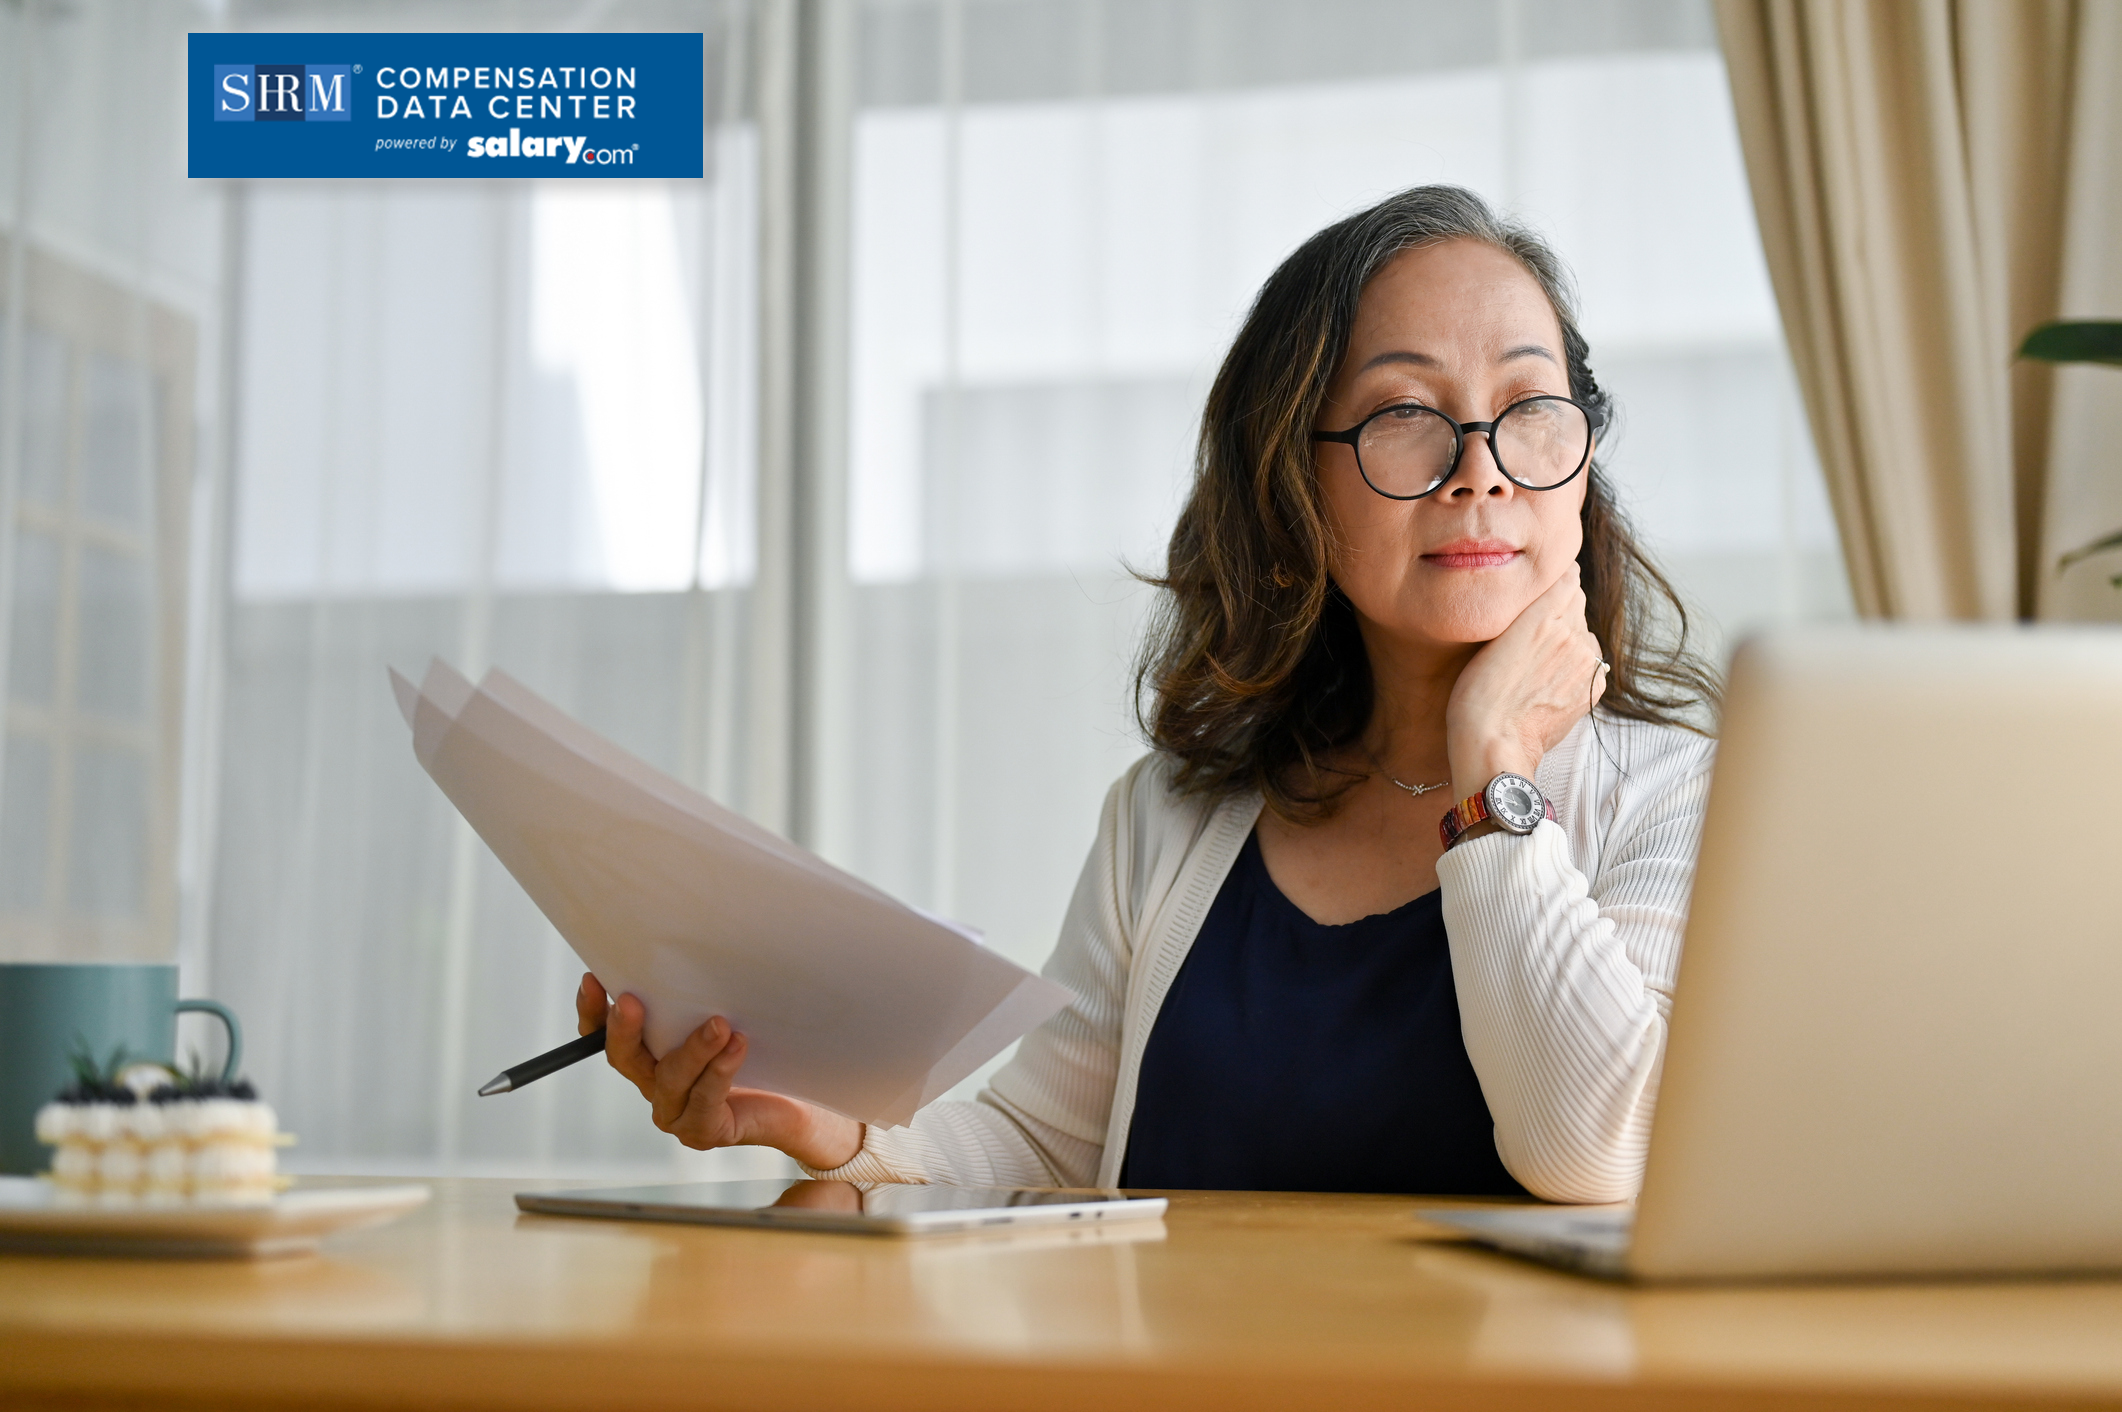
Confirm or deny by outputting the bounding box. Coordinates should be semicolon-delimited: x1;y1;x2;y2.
392;660;1073;1127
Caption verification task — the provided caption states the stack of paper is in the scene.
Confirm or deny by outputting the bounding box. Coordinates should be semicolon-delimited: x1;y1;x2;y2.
391;661;1073;1127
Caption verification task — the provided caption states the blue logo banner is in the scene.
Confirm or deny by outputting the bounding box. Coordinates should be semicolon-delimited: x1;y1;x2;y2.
189;33;703;178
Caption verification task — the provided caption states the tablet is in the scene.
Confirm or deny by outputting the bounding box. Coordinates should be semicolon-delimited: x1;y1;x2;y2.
514;1179;1168;1236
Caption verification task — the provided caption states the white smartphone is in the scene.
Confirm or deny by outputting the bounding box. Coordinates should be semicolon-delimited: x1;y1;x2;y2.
514;1179;1168;1236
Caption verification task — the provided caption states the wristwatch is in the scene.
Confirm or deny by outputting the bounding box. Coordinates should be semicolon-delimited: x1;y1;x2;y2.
1439;772;1555;850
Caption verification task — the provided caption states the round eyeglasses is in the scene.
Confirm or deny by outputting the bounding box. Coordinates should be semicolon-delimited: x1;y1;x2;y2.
1311;395;1606;500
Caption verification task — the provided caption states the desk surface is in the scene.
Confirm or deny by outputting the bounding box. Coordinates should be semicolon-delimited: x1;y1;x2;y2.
5;1178;2122;1412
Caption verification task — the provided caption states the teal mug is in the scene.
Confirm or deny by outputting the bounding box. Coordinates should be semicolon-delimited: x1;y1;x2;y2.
0;963;243;1175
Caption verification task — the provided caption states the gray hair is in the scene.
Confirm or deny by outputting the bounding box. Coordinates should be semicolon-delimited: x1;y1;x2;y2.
1299;183;1612;431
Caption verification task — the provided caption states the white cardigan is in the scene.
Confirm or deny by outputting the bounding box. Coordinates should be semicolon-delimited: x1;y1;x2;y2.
805;711;1716;1203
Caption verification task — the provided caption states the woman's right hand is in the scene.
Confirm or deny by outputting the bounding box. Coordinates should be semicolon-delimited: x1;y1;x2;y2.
576;973;864;1171
1443;562;1606;801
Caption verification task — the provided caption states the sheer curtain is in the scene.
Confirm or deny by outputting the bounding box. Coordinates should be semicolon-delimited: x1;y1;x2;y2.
823;0;1852;1100
1;0;782;1180
200;1;779;1178
1;0;1853;1179
0;3;222;971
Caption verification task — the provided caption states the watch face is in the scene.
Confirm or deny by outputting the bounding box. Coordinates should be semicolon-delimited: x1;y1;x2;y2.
1486;774;1544;832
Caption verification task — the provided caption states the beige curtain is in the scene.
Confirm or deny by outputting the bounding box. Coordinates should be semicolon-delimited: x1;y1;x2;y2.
2042;1;2122;621
1714;0;2082;621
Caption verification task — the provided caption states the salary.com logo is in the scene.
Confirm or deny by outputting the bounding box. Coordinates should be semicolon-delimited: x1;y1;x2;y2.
462;129;635;165
214;63;351;121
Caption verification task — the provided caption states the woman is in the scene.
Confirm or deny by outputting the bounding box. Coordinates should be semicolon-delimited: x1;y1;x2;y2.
577;186;1718;1203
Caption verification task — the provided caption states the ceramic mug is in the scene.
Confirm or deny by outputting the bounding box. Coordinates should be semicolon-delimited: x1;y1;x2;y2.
0;963;242;1175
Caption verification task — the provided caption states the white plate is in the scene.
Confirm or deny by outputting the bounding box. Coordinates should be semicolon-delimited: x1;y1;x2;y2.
0;1177;430;1258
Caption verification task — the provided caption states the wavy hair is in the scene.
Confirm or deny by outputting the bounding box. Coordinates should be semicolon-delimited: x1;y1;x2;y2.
1136;185;1718;821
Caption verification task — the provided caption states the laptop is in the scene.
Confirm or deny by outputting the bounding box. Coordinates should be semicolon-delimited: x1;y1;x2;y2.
1424;625;2122;1281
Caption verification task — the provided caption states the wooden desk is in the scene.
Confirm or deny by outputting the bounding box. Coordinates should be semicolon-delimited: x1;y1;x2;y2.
4;1178;2122;1412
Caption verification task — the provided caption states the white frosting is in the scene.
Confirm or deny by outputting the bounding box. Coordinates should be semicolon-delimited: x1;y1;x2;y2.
38;1097;284;1201
78;1104;120;1143
98;1141;144;1190
33;1103;75;1144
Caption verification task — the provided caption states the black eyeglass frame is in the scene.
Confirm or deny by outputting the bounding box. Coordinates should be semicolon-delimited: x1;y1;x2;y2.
1311;395;1609;501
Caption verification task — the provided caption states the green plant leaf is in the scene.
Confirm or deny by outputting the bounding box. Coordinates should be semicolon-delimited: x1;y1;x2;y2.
2057;528;2122;572
2018;320;2122;365
66;1037;103;1089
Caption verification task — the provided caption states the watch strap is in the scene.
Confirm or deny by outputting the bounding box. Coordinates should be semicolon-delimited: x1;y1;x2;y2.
1439;783;1556;850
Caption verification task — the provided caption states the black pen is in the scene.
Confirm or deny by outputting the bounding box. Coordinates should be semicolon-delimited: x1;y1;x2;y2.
477;1028;607;1096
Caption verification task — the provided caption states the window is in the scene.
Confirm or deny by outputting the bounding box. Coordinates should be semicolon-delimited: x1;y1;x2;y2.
828;0;1849;1098
2;0;1851;1175
0;241;191;962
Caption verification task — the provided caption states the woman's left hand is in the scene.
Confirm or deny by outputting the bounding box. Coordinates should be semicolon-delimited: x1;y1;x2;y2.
1444;562;1607;799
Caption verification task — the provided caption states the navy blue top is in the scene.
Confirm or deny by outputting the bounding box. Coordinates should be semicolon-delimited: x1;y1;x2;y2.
1119;830;1529;1195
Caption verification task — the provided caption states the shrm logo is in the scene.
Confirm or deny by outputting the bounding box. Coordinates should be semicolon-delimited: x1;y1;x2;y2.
214;64;352;122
